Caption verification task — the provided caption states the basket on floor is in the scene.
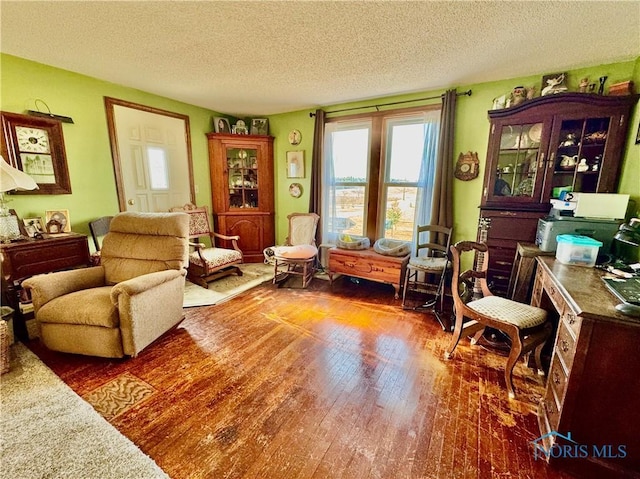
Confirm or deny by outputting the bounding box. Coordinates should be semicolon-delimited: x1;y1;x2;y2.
0;319;9;375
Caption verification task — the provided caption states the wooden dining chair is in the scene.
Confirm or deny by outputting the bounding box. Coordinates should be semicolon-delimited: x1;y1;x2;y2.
445;240;552;399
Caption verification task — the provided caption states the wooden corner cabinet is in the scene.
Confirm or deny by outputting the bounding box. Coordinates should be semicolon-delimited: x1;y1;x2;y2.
207;133;275;262
478;93;638;296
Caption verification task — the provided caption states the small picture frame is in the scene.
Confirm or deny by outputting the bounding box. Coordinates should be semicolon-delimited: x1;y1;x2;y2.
286;150;305;178
44;209;71;233
541;72;568;96
213;117;231;134
250;118;269;136
23;217;45;238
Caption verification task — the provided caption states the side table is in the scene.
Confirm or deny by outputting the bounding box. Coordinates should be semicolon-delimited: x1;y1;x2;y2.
1;233;90;342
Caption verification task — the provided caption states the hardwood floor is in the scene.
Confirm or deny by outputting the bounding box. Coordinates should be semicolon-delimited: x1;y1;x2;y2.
29;276;573;479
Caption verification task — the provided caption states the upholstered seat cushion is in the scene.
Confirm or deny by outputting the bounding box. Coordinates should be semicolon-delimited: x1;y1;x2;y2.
189;248;242;268
467;296;547;329
274;244;318;259
408;256;450;272
36;286;118;328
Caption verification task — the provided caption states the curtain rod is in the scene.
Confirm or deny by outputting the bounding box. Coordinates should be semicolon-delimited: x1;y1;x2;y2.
309;89;471;117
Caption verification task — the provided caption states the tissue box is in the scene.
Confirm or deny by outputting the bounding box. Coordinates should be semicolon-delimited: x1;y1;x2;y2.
555;235;602;267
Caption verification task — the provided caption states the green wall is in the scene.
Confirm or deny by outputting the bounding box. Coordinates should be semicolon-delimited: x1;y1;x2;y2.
271;58;640;244
0;54;219;250
2;54;638;249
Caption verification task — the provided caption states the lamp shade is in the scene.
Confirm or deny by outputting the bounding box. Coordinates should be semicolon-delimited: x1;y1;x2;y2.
0;155;38;192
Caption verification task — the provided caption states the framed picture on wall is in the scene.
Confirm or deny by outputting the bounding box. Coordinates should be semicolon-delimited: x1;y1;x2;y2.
286;150;305;178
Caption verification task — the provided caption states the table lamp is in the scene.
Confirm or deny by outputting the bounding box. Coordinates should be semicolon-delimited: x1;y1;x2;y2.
0;155;38;242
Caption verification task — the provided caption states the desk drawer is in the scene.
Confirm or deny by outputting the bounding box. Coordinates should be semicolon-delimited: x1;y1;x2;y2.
543;275;566;316
549;354;568;404
562;309;581;338
543;386;561;432
556;321;576;372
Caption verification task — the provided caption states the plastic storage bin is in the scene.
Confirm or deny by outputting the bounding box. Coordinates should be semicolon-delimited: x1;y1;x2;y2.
555;234;602;267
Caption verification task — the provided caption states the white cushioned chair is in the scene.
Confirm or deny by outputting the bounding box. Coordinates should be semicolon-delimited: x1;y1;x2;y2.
170;203;243;288
23;212;190;358
444;240;552;399
273;212;320;288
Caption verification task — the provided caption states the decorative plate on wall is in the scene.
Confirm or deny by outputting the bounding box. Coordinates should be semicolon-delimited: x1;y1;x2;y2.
288;129;301;145
289;182;303;198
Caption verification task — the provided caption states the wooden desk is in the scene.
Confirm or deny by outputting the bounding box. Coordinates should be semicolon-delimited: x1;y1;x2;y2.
328;247;409;298
532;257;640;478
0;233;90;342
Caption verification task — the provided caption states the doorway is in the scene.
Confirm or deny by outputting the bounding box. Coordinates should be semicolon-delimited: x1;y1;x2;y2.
105;97;195;212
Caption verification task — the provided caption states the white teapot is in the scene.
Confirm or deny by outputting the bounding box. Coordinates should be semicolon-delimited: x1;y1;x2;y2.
560;155;578;169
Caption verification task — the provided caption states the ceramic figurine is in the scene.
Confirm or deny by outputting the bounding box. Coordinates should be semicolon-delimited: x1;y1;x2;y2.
598;76;608;95
579;77;589;93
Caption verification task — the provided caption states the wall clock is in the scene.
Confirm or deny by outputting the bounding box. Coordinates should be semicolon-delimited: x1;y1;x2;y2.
454;151;480;181
0;111;72;194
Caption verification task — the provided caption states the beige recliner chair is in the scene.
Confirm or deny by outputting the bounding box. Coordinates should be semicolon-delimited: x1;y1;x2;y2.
23;212;190;358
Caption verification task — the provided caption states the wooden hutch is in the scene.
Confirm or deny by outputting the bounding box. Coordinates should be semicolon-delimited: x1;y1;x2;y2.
207;133;275;263
478;93;638;296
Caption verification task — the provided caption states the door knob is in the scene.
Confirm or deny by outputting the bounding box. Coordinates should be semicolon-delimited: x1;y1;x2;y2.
127;199;135;205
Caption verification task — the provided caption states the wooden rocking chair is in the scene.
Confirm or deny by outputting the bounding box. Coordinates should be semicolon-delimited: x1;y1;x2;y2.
170;203;243;288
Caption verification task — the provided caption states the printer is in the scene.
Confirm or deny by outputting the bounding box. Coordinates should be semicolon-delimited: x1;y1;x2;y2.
536;193;629;253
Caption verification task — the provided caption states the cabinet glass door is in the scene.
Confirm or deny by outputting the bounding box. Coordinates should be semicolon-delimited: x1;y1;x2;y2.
490;122;543;202
227;147;258;208
550;118;609;198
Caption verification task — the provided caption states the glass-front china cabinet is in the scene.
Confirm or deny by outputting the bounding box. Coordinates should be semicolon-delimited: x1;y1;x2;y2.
207;133;274;262
479;93;638;295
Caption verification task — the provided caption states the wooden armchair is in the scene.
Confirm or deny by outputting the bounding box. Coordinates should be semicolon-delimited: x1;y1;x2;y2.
445;241;552;399
169;204;243;288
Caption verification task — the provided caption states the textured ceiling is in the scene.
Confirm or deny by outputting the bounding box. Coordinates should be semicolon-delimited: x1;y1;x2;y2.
1;1;639;116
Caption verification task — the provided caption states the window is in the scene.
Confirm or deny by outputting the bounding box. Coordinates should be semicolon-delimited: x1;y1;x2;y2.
322;107;440;245
147;147;169;190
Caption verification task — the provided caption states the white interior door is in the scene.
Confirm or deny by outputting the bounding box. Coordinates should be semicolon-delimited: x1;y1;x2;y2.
112;104;191;212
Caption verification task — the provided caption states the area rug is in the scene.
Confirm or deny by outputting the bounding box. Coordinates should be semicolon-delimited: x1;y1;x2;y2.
0;343;168;479
183;262;274;307
82;373;156;421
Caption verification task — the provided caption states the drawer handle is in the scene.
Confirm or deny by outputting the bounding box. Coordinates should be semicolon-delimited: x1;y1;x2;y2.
371;266;383;272
499;211;517;216
560;340;570;353
552;371;561;385
345;262;355;268
495;261;512;266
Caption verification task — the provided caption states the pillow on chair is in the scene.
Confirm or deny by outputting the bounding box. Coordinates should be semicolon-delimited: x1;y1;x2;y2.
274;244;318;259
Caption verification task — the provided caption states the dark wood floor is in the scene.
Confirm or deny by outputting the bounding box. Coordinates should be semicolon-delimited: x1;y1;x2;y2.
29;276;574;479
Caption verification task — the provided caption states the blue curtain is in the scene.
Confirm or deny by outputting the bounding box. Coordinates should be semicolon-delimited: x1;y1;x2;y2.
414;117;440;251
